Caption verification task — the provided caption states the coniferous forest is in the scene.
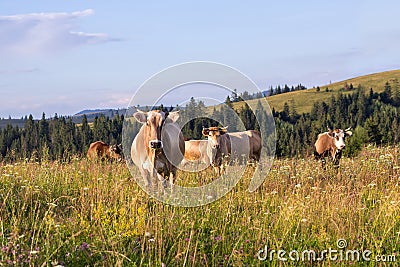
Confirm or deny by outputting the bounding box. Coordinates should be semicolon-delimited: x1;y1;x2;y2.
0;82;399;162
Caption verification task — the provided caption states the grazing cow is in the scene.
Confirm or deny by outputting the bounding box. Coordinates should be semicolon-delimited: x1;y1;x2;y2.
130;110;185;189
87;141;123;161
181;140;210;166
202;127;262;175
314;127;352;167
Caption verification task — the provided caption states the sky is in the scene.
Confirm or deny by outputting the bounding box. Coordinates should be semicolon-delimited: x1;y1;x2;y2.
1;0;400;118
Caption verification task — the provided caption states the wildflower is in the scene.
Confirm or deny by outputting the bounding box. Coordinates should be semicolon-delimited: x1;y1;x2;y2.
301;218;307;223
214;235;222;242
80;242;89;251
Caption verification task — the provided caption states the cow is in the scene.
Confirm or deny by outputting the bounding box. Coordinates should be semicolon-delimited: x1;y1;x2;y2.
202;127;262;175
130;109;185;189
180;139;210;168
87;141;123;161
314;127;352;167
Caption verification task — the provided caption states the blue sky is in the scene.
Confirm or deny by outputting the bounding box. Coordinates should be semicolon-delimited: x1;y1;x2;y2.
1;0;400;118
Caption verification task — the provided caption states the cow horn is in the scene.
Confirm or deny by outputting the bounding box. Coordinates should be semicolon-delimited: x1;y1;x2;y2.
136;108;145;113
345;127;352;131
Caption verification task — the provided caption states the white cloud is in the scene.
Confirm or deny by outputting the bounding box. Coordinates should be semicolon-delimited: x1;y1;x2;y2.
0;9;118;56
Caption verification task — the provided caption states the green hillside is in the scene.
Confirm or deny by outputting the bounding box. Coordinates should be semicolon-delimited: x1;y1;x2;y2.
230;69;400;114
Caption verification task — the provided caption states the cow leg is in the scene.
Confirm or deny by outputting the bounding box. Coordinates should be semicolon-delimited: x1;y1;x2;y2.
333;149;342;167
139;168;153;193
213;166;220;176
170;168;177;186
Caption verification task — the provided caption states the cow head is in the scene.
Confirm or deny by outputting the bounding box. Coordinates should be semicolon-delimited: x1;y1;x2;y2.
202;126;228;149
328;127;352;150
134;109;180;151
109;144;123;161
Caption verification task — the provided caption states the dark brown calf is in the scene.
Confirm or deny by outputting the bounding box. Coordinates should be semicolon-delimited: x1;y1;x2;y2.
87;141;122;161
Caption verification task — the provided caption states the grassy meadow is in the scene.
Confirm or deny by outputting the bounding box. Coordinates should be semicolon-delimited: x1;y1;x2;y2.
1;145;400;266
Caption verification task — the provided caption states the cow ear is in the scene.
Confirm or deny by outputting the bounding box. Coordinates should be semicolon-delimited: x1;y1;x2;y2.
328;131;335;137
220;126;228;135
202;128;210;136
345;130;353;137
133;112;147;124
166;111;180;123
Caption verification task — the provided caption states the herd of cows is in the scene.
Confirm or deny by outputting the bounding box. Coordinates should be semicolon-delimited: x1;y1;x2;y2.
87;109;353;188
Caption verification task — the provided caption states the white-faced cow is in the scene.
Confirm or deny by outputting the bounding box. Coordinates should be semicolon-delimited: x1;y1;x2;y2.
202;127;262;175
130;110;185;189
314;127;352;167
87;141;123;161
181;140;210;167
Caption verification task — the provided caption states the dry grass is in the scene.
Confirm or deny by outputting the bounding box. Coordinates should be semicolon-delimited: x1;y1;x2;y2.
0;145;399;266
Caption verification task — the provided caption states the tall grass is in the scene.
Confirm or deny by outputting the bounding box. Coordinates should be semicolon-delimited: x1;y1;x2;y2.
1;145;399;266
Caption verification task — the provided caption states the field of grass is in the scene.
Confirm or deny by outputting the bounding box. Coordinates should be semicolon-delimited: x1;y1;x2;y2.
228;69;400;114
1;146;399;266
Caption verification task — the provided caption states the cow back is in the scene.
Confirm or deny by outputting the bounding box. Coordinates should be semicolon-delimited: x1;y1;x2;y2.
87;141;109;159
314;133;334;155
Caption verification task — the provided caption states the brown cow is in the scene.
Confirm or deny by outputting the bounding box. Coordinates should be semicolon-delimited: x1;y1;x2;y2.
314;127;352;167
131;110;185;189
87;141;123;161
202;127;262;175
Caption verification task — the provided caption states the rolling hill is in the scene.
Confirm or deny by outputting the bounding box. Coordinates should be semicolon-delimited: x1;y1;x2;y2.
229;69;400;114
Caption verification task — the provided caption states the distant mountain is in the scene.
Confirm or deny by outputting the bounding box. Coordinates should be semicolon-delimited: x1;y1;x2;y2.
72;108;127;123
0;118;27;129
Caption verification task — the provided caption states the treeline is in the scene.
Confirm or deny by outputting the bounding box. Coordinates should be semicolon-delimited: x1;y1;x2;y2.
1;82;400;162
0;113;124;162
227;84;307;103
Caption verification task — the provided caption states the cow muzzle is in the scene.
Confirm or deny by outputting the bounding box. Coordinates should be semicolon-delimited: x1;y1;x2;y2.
149;140;163;149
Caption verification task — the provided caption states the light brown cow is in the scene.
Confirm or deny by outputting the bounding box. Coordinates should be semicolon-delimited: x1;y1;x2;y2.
131;110;185;189
202;127;262;175
87;141;122;161
314;127;352;167
180;140;210;168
